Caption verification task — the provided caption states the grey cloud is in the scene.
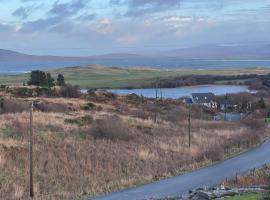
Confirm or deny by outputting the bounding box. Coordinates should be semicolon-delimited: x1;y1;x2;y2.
19;0;92;33
12;4;42;19
20;16;61;33
50;0;90;17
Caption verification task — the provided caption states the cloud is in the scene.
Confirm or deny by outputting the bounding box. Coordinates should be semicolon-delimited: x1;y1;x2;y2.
12;4;42;19
90;18;113;35
111;0;182;16
19;0;93;33
49;0;88;17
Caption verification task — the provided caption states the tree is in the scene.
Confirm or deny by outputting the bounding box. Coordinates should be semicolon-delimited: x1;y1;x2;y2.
59;85;81;98
262;73;270;87
257;97;266;109
262;177;270;200
28;70;47;86
46;73;55;87
0;97;4;113
28;70;56;87
56;74;65;86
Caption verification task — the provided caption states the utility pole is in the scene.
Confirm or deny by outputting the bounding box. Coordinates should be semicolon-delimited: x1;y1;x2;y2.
29;101;34;198
154;82;158;122
188;104;191;148
224;93;228;121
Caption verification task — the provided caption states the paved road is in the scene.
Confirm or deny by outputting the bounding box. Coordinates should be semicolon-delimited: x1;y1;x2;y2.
90;139;270;200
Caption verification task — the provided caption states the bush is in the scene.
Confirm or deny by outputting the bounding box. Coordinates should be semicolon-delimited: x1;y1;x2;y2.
65;115;93;126
82;102;96;110
1;99;29;113
241;118;265;130
12;87;34;97
1;120;28;139
59;85;82;98
91;115;134;141
263;180;270;200
35;102;70;113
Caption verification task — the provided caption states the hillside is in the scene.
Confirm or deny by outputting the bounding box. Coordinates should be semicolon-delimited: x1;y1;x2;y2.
0;88;269;200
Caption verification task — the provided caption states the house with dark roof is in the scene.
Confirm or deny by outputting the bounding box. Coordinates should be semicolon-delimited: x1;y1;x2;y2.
180;96;193;104
192;93;217;108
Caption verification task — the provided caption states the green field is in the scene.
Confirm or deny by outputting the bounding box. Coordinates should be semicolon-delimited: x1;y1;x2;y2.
225;194;261;200
1;65;270;89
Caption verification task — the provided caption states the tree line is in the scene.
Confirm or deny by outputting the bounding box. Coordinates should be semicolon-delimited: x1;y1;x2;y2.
27;70;66;87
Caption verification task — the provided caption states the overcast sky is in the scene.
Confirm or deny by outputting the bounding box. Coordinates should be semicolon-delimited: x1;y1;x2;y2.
0;0;270;56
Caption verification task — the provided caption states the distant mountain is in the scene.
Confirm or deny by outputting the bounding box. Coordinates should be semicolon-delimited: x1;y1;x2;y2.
0;49;27;58
0;44;270;73
160;44;270;59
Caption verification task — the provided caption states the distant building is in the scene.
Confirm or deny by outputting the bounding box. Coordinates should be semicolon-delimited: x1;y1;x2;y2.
181;96;193;104
192;93;217;108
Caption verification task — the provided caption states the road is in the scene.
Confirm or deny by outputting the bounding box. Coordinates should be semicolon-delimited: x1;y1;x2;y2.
90;139;270;200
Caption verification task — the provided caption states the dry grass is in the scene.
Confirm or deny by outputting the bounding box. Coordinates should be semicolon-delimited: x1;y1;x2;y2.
226;165;270;187
0;93;268;200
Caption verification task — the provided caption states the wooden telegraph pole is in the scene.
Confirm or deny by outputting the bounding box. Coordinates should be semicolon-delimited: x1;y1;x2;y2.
224;93;228;121
29;101;34;198
154;81;158;122
188;104;191;148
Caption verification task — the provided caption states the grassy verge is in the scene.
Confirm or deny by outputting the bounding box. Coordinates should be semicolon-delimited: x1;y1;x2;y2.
1;65;270;89
225;194;261;200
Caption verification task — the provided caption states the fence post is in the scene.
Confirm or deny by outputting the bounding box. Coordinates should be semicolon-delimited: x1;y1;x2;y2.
188;104;191;148
154;82;158;122
29;101;34;198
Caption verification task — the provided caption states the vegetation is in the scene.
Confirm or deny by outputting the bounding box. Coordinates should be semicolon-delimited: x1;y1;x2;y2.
1;65;270;89
225;194;261;200
258;97;267;109
27;70;65;88
0;68;269;199
56;74;65;86
28;70;54;87
0;88;269;200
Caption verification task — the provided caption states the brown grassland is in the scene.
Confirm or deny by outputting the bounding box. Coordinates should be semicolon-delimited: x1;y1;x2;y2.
0;90;269;200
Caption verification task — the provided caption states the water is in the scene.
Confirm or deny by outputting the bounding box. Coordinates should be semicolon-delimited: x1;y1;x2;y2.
1;59;270;74
109;85;252;99
214;112;248;121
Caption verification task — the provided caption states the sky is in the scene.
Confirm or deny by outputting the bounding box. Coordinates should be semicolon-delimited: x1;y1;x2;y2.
0;0;270;56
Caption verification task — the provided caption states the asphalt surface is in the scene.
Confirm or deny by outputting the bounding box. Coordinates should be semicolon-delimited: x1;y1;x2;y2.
90;139;270;200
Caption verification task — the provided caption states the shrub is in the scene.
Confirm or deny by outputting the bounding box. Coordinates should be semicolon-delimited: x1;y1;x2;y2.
82;102;96;110
257;97;267;109
35;102;70;113
241;118;265;130
1;99;29;113
12;87;33;97
263;178;270;200
199;142;224;162
1;120;28;139
0;85;6;90
65;115;93;126
59;85;81;98
91;115;134;141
